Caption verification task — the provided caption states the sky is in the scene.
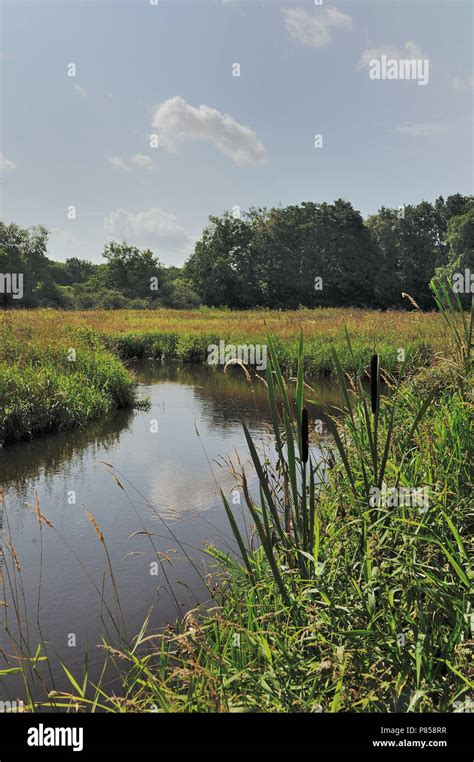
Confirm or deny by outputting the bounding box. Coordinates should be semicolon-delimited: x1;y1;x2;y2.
0;0;473;266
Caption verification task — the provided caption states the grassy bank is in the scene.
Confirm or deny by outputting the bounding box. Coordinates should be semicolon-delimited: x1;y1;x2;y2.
0;317;145;445
2;307;449;376
1;289;471;712
0;307;451;445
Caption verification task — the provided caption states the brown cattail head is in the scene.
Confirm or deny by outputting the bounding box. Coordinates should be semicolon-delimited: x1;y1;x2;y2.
302;407;309;463
370;354;379;414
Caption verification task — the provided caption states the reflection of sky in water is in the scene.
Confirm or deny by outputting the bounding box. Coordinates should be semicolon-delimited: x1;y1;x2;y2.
0;364;337;702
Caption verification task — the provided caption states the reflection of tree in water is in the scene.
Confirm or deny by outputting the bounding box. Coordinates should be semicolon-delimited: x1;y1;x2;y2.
0;408;134;493
133;360;345;434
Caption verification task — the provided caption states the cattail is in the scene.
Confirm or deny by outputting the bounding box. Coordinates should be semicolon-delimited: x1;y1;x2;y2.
370;354;379;414
302;407;309;463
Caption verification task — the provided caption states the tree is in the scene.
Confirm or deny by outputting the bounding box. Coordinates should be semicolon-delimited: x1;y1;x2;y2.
434;204;474;305
185;212;263;307
168;278;201;309
0;222;50;307
186;201;380;309
65;257;97;284
102;241;164;301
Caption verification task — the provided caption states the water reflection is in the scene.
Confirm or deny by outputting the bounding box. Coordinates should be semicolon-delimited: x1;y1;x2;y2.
0;409;134;492
0;362;340;704
0;363;343;491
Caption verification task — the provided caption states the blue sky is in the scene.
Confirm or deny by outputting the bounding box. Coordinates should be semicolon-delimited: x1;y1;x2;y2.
1;0;472;265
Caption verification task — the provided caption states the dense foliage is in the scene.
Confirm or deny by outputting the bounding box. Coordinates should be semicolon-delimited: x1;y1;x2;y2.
1;194;472;310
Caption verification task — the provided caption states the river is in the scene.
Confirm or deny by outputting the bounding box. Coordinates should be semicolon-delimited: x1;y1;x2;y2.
0;362;342;704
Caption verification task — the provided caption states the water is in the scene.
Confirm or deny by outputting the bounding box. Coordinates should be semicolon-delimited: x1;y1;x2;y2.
0;363;341;703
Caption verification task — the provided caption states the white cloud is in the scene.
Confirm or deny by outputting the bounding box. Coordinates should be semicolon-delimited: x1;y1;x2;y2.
74;84;88;98
104;208;196;263
0;153;16;171
357;41;424;70
150;95;266;167
393;122;447;137
108;155;130;171
130;153;153;168
283;5;351;48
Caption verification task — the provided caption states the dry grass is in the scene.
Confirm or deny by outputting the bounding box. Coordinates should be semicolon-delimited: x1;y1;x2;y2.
0;307;449;348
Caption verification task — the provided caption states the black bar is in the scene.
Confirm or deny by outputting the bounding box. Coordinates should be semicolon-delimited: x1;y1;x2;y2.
0;712;472;757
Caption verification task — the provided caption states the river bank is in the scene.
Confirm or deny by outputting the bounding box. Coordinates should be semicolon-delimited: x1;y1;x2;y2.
0;307;449;445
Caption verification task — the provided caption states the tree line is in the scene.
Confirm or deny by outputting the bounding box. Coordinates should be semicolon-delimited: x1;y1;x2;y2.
1;194;472;310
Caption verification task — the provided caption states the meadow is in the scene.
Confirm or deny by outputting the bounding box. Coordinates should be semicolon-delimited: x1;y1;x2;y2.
0;306;450;445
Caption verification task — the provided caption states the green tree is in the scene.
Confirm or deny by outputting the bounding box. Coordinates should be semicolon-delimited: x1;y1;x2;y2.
185;212;263;307
102;241;164;301
434;204;474;305
0;222;50;307
65;257;97;284
168;278;202;309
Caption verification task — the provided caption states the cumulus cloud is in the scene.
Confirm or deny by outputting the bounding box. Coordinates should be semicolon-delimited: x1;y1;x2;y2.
0;153;16;171
104;208;195;263
283;5;351;48
357;41;424;70
150;96;266;167
393;122;447;137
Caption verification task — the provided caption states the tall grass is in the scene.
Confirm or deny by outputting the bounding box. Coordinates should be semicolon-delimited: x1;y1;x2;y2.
0;319;146;444
2;306;450;375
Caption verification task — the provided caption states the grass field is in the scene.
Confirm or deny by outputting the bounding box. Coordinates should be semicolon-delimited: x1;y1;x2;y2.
0;307;452;444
